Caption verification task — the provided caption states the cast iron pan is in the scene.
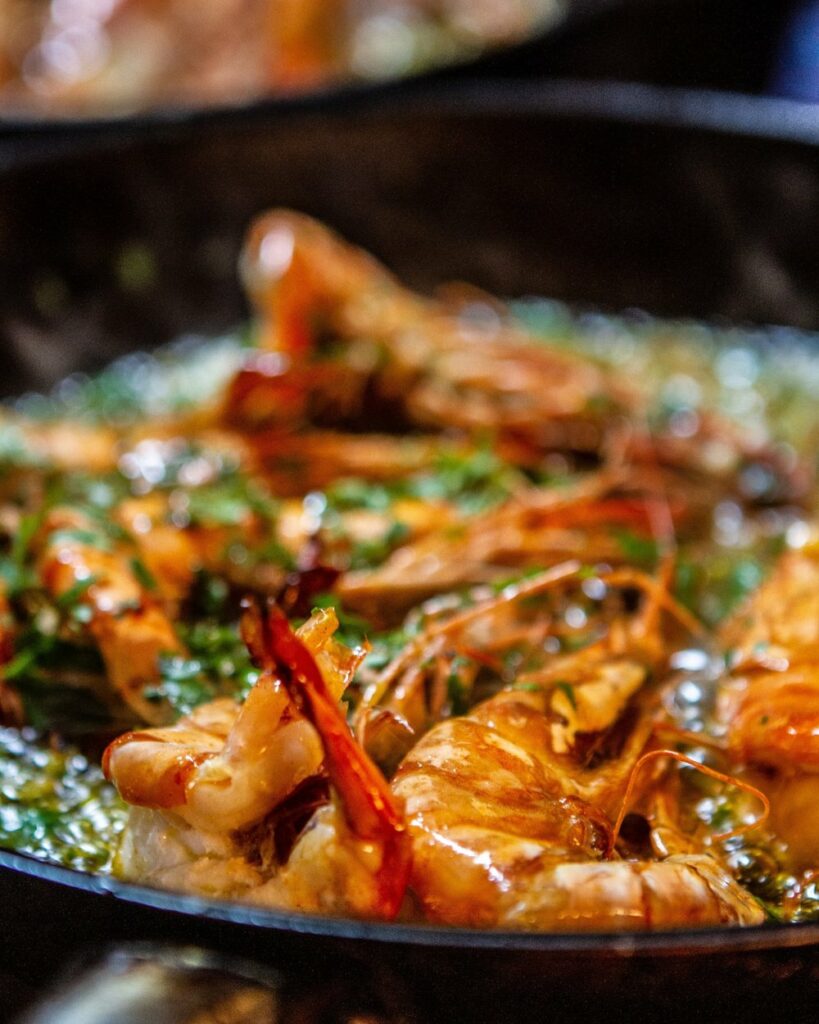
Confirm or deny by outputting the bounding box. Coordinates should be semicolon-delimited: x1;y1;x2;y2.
3;82;819;1022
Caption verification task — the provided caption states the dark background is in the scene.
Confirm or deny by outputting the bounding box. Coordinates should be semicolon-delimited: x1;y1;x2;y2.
491;0;800;95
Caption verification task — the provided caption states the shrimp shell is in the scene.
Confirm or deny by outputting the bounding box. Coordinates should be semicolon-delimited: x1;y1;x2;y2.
718;546;819;772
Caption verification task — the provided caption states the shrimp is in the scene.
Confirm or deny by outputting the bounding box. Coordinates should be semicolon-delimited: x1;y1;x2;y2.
105;604;410;919
36;506;185;724
718;542;819;772
230;210;806;510
21;437;285;722
233;209;635;453
338;469;685;624
716;541;819;869
385;562;763;928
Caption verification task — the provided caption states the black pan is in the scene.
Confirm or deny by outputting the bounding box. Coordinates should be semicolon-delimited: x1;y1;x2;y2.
3;81;819;1023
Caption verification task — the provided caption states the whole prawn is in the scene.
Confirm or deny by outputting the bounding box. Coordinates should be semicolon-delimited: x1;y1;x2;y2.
229;209;805;510
382;563;764;929
232;209;634;452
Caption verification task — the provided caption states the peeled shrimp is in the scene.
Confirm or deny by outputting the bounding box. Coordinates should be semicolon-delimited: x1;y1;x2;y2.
105;607;357;833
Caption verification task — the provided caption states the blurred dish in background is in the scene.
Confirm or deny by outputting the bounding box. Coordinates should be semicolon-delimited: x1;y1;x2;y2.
0;0;563;117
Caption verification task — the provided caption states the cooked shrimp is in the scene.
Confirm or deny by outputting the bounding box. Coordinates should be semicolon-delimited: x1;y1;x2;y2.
383;560;761;929
235;209;634;452
252;602;410;918
105;607;357;829
36;506;184;724
232;210;804;513
339;470;681;623
718;541;819;772
248;424;462;493
716;541;819;870
395;712;762;929
106;604;410;918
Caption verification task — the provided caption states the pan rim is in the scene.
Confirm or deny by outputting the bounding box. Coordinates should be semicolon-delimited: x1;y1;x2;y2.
5;79;819;175
4;847;819;956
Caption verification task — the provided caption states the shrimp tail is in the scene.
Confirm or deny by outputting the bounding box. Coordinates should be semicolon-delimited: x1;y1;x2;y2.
245;599;411;918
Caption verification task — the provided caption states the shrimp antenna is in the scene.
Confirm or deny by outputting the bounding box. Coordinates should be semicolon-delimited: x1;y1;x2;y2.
600;567;705;640
601;412;681;644
632;416;680;643
652;722;727;753
605;411;678;556
610;748;770;853
360;560;582;712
